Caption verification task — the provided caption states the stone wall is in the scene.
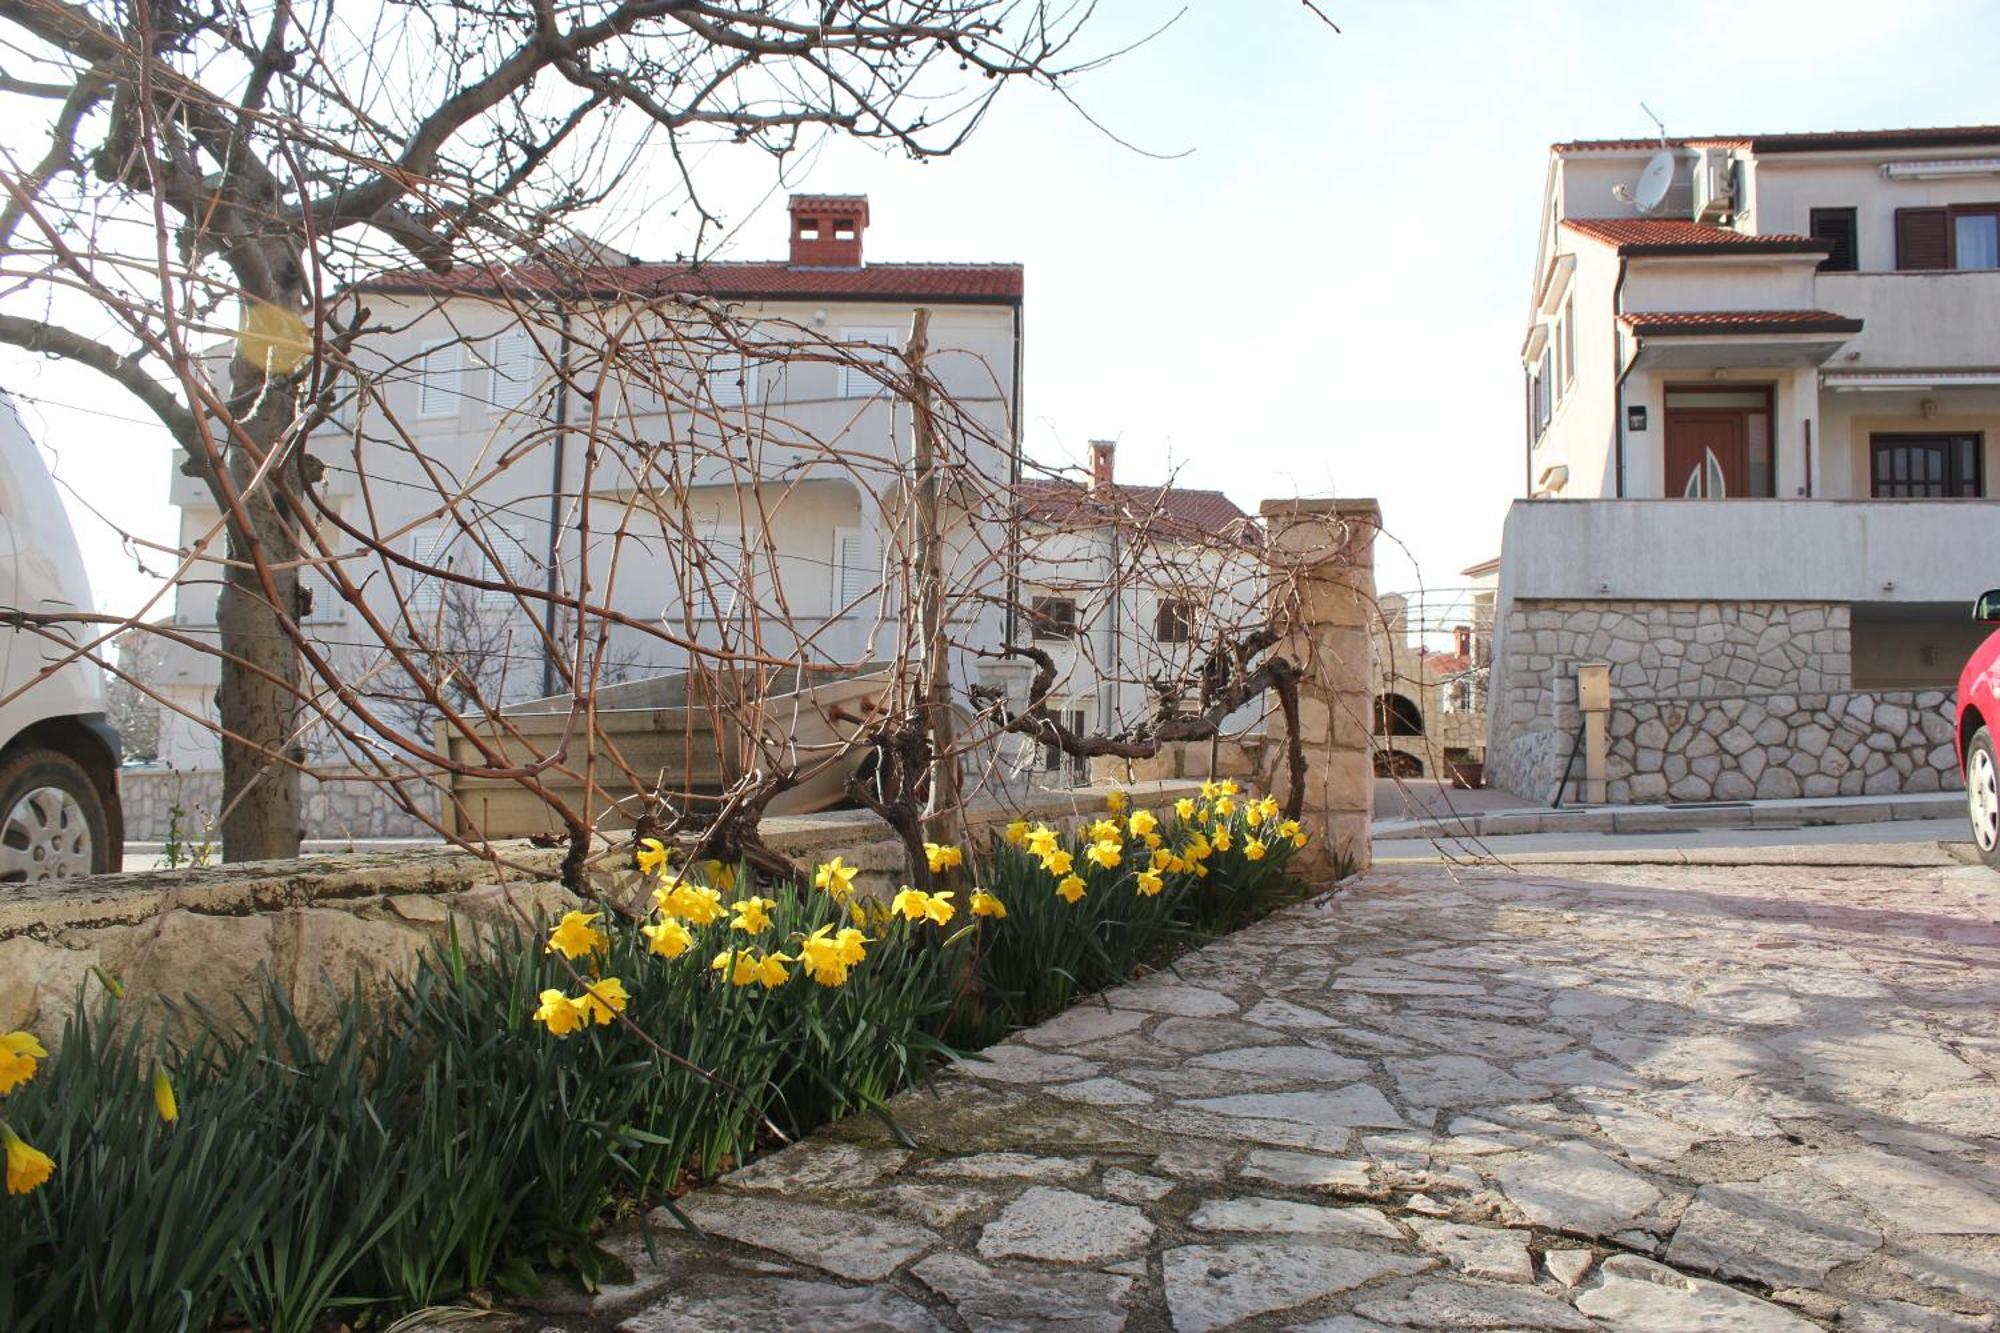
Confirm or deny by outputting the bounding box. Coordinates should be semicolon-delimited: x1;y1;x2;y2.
1487;598;1962;804
1608;689;1959;802
0;783;1209;1050
119;767;445;842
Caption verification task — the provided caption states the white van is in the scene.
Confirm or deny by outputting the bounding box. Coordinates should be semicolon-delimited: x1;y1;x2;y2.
0;391;122;878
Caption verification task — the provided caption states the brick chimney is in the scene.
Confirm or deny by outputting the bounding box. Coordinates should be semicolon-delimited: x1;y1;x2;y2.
788;194;869;268
1088;440;1117;498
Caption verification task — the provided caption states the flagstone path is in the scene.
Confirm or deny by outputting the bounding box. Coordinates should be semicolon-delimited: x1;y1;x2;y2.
536;847;2000;1331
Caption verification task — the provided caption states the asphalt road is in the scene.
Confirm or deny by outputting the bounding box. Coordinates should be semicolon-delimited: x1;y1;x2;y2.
1375;815;1972;862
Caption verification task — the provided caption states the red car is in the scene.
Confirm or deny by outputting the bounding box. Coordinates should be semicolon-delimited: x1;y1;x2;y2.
1963;589;2000;868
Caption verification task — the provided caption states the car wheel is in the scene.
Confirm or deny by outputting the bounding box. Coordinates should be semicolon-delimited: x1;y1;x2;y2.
1968;727;2000;871
0;749;112;881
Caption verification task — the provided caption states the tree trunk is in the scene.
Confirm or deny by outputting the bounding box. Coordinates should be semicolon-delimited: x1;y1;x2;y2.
907;309;960;840
215;353;305;863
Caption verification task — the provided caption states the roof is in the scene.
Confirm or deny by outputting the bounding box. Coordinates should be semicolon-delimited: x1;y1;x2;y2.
1554;124;2000;155
1017;479;1254;541
1617;309;1865;337
1561;218;1830;257
360;259;1023;304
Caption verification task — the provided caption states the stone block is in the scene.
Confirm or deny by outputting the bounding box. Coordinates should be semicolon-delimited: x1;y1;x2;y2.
1756;769;1802;799
1713;772;1754;801
0;935;104;1043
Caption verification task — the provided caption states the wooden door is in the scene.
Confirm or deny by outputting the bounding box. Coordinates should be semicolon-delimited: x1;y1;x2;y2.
1666;411;1748;498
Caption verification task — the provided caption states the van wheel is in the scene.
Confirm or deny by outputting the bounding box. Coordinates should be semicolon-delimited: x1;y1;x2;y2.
1968;727;2000;871
0;749;111;881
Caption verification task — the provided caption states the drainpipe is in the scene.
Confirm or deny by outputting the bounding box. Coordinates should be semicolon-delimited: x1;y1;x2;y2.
1610;258;1630;498
1523;369;1534;496
541;308;571;698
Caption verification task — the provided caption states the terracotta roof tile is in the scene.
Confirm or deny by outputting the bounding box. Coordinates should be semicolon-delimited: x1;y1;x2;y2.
1017;480;1254;542
1561;218;1828;255
1617;309;1865;336
1554;124;2000;154
362;260;1022;304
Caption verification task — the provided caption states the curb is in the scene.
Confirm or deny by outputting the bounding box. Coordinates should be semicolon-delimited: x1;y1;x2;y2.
1373;792;1964;840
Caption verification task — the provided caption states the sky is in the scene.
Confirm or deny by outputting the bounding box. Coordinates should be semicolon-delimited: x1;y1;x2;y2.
6;0;2000;631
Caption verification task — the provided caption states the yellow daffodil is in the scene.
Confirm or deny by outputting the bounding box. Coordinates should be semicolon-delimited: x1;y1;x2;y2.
1254;796;1280;822
578;976;630;1025
924;842;965;873
970;890;1007;919
0;1031;47;1094
1217;779;1240;797
1199;779;1221;800
1043;848;1075;877
1086;818;1122;844
667;884;726;926
152;1068;178;1124
1026;825;1059;859
635;837;671;877
924;891;957;926
533;988;588;1036
813;857;858;902
890;887;930;921
1214;796;1237;818
705;859;738;893
1136;869;1165;897
1056;874;1087;904
1104;789;1128;814
1127;808;1158;838
1085;839;1122;870
834;927;869;966
797;926;851;986
1186;832;1213;861
1005;819;1030;847
849;901;870;927
1211;826;1233;852
1144;832;1162;850
643;917;695;958
710;949;760;987
545;910;608;961
1151;847;1174;872
3;1127;53;1195
730;896;777;934
752;952;792;989
1277;818;1301;841
1244;802;1266;828
1166;854;1188;874
1174;797;1196;821
1244;837;1268;861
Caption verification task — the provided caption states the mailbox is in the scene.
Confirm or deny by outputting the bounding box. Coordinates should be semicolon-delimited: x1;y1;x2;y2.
1575;661;1612;713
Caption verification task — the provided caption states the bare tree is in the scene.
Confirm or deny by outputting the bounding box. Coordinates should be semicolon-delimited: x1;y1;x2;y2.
0;0;1103;861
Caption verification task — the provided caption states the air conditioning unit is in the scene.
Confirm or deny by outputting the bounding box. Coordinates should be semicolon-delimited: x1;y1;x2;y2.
1693;154;1737;224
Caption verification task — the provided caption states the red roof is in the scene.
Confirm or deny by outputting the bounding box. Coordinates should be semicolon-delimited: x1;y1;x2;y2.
1617;309;1865;336
362;260;1022;304
1018;480;1254;541
1561;218;1829;256
1554;125;2000;155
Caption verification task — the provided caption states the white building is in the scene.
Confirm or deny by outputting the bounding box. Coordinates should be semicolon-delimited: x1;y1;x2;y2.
1490;124;2000;803
158;195;1023;780
1014;441;1261;785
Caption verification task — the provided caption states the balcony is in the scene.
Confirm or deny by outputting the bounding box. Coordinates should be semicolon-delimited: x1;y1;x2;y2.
1816;270;2000;369
1499;498;2000;605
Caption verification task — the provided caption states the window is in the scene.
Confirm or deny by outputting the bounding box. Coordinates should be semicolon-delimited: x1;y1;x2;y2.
1041;706;1088;776
1562;294;1576;385
837;326;900;397
406;525;532;616
694;526;742;620
1552;320;1564;405
1030;595;1078;640
705;351;758;408
1870;434;1983;497
831;526;876;613
418;340;462;418
1810;207;1858;272
1535;349;1553;435
1897;204;2000;270
487;329;538;410
1154;598;1193;644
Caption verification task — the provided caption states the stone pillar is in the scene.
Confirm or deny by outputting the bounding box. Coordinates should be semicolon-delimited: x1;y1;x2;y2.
1259;498;1379;878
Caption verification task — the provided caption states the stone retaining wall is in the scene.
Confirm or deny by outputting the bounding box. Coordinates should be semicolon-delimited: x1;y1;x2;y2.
0;783;1208;1049
119;767;444;842
1606;689;1959;803
1488;596;1962;804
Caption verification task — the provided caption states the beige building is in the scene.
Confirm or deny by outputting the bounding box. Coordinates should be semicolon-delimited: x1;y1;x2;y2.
1491;124;1998;803
1371;592;1487;782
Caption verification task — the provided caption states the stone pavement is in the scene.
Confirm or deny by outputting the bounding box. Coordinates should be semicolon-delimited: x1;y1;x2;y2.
537;849;2000;1331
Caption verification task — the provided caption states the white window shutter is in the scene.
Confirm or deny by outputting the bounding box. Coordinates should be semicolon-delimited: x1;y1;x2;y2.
489;330;537;410
407;526;452;614
695;526;741;620
837;327;900;398
832;526;877;614
706;352;758;408
419;341;462;417
480;527;532;608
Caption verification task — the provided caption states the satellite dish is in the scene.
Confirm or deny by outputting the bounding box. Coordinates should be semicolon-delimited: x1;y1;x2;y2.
1632;150;1675;213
